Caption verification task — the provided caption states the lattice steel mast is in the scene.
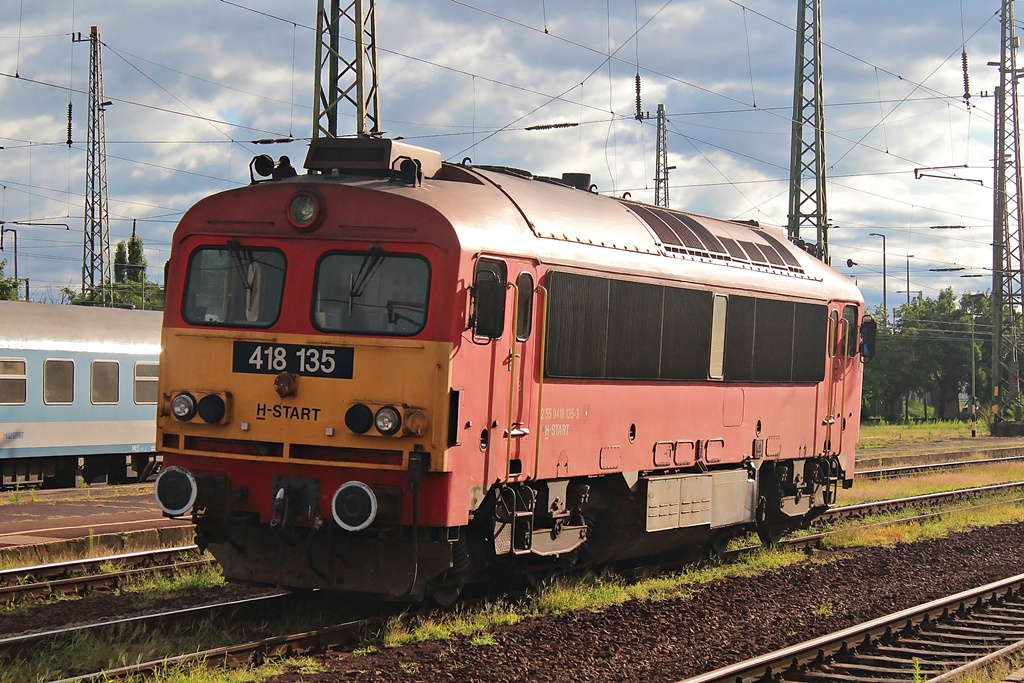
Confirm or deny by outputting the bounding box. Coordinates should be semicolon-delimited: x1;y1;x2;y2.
992;0;1024;410
654;104;670;208
787;0;828;262
313;0;380;138
76;26;111;302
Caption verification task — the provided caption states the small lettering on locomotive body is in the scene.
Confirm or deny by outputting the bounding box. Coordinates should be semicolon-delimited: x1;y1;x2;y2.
255;403;321;422
2;431;24;440
540;407;581;421
543;424;570;437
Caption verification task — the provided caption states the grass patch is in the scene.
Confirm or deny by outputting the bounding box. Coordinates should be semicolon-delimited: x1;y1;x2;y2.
823;499;1024;550
857;420;974;450
380;545;807;649
108;657;323;683
840;461;1024;506
383;599;522;647
117;562;225;599
1;555;221;614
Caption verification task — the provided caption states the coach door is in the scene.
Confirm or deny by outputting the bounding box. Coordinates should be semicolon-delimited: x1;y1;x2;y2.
471;258;539;483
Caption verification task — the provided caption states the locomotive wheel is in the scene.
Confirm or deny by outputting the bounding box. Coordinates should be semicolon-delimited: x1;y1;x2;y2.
430;582;462;608
756;521;786;545
709;531;734;558
755;496;786;545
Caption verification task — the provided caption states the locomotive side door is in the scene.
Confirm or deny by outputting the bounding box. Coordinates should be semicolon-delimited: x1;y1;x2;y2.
471;258;540;484
821;302;855;456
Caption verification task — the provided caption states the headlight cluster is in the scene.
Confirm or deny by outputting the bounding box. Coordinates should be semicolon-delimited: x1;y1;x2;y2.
170;391;229;424
345;403;409;436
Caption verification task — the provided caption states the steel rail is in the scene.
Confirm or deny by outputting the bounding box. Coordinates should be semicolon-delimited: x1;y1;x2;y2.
821;480;1024;522
0;544;199;586
0;591;288;654
0;558;213;602
676;573;1024;683
858;454;1024;479
50;614;386;683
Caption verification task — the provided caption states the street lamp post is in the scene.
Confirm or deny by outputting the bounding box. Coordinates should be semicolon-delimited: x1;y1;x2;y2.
0;225;18;299
869;232;886;320
905;254;915;305
0;226;17;280
971;313;978;437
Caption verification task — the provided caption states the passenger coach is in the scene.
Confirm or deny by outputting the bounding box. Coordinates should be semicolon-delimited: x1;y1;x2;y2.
154;137;873;602
0;301;162;487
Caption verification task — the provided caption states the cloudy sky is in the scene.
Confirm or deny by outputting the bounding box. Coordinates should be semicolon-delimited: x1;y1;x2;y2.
0;1;1005;314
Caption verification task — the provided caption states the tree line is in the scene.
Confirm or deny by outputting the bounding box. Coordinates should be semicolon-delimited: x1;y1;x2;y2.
863;288;991;422
0;233;163;309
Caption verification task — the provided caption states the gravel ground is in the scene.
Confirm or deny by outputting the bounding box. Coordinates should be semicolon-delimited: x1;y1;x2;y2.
260;523;1024;683
3;524;1023;682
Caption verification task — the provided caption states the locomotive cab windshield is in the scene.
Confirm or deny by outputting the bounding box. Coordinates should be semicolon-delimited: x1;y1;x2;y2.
183;244;286;327
313;248;430;335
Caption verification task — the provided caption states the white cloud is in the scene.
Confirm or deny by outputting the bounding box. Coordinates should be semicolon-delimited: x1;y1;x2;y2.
0;0;1006;307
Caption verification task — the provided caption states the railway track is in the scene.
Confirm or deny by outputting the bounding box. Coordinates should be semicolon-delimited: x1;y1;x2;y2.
50;612;385;683
5;481;1017;606
0;545;208;602
856;454;1024;480
0;591;290;656
680;573;1024;683
6;480;1024;681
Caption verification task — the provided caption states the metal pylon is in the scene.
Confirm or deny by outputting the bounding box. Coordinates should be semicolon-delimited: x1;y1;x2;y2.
654;104;670;208
77;26;111;302
992;0;1024;410
786;0;828;262
313;0;380;138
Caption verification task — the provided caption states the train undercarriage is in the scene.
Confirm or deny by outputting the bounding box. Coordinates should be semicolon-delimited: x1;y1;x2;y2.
186;454;843;603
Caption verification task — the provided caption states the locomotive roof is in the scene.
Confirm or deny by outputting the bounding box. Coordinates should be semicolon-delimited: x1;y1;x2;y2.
0;301;162;354
190;140;863;305
373;162;863;304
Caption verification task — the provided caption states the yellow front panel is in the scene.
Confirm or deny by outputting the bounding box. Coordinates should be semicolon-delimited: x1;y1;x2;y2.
158;328;453;471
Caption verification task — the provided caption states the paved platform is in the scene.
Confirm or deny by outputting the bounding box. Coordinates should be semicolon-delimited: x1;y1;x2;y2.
0;483;193;565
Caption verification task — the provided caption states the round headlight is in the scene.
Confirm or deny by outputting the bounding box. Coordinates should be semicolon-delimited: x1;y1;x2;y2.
197;394;227;423
154;466;198;517
374;406;402;436
171;393;197;421
331;481;378;531
288;193;319;229
345;403;373;434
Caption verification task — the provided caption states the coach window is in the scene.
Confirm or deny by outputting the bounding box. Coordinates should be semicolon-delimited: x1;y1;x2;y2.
183;245;286;327
709;295;727;379
515;272;534;341
313;250;430;335
91;360;119;404
44;359;75;405
0;359;27;405
134;362;160;404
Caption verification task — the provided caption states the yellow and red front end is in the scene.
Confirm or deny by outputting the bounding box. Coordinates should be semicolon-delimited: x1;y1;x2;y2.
154;180;463;599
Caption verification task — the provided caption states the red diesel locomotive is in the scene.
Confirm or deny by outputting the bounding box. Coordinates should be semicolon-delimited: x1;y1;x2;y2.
154;137;873;602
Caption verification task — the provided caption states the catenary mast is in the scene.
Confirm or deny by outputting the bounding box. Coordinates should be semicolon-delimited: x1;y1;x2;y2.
313;0;380;139
992;0;1024;412
77;26;112;303
787;0;828;262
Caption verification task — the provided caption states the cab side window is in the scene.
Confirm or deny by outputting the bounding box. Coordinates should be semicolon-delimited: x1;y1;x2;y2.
472;260;507;339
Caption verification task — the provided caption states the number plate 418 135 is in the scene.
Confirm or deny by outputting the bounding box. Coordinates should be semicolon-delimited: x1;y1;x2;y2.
232;341;354;379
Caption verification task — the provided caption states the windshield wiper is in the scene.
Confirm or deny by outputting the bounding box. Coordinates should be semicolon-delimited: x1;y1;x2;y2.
348;246;385;314
227;239;256;292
